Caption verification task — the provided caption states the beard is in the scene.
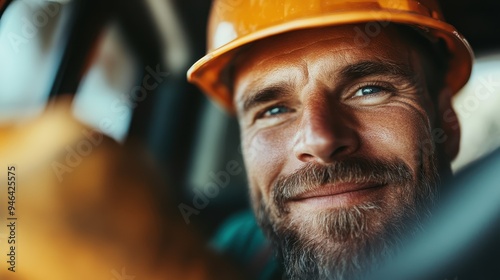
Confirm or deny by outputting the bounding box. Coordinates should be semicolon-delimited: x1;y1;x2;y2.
253;156;440;280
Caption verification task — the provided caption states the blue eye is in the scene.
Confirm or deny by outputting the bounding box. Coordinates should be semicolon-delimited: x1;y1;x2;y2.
263;106;290;117
353;86;384;97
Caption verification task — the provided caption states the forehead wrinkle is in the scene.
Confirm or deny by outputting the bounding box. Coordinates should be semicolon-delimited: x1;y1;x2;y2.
237;46;369;105
247;36;353;69
314;46;415;89
234;25;419;109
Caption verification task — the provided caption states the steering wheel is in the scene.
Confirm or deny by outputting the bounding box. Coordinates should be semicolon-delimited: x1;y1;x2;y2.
369;148;500;280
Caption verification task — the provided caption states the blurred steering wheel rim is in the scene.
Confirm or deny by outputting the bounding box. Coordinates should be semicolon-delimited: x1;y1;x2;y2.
369;148;500;280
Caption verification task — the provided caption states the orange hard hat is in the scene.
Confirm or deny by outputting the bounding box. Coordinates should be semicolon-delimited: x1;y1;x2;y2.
187;0;474;112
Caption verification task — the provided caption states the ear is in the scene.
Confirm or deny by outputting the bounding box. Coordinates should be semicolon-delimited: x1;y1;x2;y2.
438;88;461;161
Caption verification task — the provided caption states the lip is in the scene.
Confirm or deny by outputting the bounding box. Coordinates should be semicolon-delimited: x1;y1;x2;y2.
289;182;386;208
292;182;383;200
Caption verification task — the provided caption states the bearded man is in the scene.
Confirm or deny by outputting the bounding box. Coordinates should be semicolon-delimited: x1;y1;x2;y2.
187;1;473;279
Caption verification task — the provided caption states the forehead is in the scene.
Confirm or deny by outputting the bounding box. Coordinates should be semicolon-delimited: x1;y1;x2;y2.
232;24;417;105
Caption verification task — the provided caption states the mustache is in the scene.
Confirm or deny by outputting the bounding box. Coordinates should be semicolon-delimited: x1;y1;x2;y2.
272;157;413;213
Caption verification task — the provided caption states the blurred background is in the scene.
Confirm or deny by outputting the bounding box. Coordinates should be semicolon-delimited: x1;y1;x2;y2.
0;0;498;278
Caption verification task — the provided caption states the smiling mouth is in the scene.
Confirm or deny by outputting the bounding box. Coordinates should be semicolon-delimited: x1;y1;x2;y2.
289;182;386;208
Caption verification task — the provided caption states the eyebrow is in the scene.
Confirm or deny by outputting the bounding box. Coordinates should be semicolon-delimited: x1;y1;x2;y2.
339;61;414;80
238;84;292;116
237;61;415;115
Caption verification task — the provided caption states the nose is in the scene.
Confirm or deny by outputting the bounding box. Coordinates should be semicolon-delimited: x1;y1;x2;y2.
293;100;359;164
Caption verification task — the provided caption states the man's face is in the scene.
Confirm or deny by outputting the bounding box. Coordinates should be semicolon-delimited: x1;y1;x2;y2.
233;25;450;279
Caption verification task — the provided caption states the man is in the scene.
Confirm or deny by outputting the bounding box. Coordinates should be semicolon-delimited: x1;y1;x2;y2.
188;1;473;279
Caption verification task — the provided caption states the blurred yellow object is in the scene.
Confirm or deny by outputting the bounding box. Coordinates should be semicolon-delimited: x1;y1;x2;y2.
187;0;474;112
0;97;242;280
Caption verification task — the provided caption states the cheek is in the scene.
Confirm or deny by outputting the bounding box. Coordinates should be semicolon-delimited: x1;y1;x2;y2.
359;104;432;172
242;127;290;203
